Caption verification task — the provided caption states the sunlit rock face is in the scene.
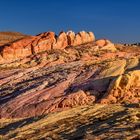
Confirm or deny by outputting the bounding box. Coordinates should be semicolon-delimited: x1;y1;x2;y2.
0;30;95;64
33;32;56;53
100;70;140;104
0;29;140;119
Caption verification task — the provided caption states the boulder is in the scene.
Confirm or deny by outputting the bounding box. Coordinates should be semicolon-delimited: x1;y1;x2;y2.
95;39;106;47
96;39;116;51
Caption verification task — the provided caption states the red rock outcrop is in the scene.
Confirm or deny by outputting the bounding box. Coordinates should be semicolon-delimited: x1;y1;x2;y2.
0;30;95;64
1;36;35;60
32;32;56;53
1;30;140;119
53;32;68;49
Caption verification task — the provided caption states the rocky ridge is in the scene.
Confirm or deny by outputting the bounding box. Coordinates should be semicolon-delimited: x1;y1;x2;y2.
0;31;94;64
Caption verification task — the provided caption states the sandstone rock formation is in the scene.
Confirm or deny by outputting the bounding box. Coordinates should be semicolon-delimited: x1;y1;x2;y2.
0;30;140;119
95;39;106;47
0;30;95;64
72;31;95;46
33;32;56;53
0;42;140;119
0;31;140;140
100;70;140;104
53;32;68;49
1;36;35;60
95;39;117;51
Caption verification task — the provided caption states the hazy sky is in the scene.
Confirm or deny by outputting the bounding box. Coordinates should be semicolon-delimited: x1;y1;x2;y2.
0;0;140;43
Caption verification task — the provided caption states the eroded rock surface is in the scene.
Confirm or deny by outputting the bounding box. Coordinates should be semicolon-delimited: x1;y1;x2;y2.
0;104;140;140
0;30;95;64
0;31;140;119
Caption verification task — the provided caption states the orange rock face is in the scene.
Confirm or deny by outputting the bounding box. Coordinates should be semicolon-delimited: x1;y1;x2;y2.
53;32;68;49
1;32;56;61
1;36;35;60
0;30;95;64
33;32;56;53
73;33;82;46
